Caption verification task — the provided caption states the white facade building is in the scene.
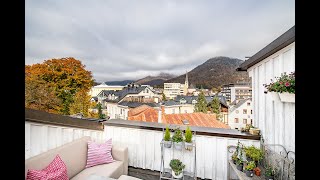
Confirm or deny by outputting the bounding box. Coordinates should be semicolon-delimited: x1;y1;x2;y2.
237;26;295;152
228;99;253;129
163;72;189;99
221;83;252;103
89;82;124;97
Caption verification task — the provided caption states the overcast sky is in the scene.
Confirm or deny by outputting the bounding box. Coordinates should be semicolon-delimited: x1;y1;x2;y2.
26;0;295;82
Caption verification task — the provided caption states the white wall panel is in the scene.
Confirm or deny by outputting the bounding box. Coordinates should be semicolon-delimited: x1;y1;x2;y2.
247;42;295;153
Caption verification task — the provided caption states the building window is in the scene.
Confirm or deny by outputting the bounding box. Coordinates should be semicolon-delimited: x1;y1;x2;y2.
250;119;253;124
247;102;250;106
243;109;247;114
235;118;239;123
251;110;253;114
243;119;247;124
236;110;239;114
184;110;187;113
172;109;175;114
146;89;149;93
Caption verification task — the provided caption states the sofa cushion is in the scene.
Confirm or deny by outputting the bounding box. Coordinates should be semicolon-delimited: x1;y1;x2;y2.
118;175;142;180
26;155;68;180
25;136;91;179
71;161;124;180
86;139;115;168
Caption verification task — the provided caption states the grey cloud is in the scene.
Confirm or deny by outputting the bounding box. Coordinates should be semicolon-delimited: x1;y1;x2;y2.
26;0;295;82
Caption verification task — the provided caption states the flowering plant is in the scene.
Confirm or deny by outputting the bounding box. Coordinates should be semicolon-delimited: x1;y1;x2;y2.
263;72;295;94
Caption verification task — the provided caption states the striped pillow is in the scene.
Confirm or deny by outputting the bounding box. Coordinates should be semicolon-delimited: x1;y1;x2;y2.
86;139;115;168
26;155;68;180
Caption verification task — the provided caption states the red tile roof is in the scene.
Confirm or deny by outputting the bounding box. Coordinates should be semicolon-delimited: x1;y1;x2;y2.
128;106;230;129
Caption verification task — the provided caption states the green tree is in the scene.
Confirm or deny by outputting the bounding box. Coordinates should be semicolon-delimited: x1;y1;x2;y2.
209;96;221;114
194;91;207;113
97;102;105;119
162;93;167;101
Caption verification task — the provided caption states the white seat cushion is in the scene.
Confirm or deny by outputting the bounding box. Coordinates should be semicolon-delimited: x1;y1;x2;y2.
71;161;124;180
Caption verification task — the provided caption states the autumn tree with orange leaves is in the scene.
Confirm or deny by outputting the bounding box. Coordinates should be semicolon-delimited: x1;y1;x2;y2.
25;57;94;115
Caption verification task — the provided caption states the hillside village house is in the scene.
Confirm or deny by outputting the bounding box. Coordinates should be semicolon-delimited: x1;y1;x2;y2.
96;83;160;119
228;98;253;129
237;25;295;153
89;82;124;96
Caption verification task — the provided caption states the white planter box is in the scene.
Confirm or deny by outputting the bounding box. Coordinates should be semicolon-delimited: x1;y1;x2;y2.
278;92;295;103
172;170;183;179
269;92;280;101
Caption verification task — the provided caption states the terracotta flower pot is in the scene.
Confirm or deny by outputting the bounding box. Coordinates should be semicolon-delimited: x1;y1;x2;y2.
254;167;261;176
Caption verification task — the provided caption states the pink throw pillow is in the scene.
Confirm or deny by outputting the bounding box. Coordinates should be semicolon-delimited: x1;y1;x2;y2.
86;139;115;168
26;155;68;180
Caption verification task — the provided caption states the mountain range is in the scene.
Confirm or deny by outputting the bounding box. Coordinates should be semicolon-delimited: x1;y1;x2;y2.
165;56;249;88
101;56;249;88
134;73;176;86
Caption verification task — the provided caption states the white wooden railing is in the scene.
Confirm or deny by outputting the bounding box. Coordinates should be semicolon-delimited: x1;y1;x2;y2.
104;124;260;180
25;121;104;159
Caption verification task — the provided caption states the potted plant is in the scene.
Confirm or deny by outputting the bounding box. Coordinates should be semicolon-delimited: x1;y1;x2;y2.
263;71;295;103
163;126;172;148
254;167;261;176
236;159;244;171
172;128;184;150
244;145;264;164
244;161;256;177
232;152;238;164
265;165;275;180
169;159;185;179
249;127;260;135
184;126;193;151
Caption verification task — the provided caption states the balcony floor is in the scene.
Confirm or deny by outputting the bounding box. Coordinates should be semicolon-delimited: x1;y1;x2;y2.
128;167;203;180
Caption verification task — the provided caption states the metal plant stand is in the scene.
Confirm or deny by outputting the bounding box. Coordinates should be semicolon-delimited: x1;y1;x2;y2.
160;128;197;180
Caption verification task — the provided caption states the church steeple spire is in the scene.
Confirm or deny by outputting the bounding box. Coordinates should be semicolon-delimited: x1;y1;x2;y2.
185;70;189;88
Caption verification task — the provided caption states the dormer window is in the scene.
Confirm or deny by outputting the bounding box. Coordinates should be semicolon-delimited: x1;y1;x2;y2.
192;99;197;104
180;98;186;104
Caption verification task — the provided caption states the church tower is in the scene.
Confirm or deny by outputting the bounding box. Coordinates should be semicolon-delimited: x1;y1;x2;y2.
185;71;189;88
183;71;189;95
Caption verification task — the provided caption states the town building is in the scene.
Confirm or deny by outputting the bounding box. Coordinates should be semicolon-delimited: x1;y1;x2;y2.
163;72;189;99
237;25;295;152
96;83;160;119
89;82;124;97
221;82;252;103
228;98;253;129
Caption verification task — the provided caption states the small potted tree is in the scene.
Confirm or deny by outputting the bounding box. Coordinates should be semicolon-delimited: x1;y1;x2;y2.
244;161;256;177
163;126;172;148
184;126;193;151
265;165;275;180
169;159;185;179
172;128;184;150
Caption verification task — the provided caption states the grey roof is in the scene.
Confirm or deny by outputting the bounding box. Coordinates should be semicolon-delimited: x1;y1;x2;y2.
174;95;228;107
91;97;98;101
98;86;149;102
118;101;160;108
237;26;295;71
229;98;252;112
162;100;181;106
